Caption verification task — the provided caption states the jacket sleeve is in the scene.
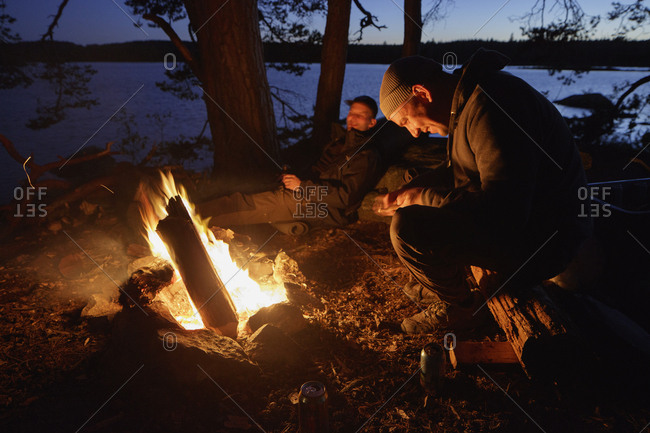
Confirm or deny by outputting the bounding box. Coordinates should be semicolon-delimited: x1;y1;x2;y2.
301;149;381;210
420;89;540;234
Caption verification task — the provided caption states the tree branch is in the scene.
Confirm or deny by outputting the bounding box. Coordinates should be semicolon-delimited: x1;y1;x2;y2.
616;74;650;110
41;0;70;41
46;175;122;212
352;0;386;41
0;134;118;182
258;11;291;43
143;13;203;82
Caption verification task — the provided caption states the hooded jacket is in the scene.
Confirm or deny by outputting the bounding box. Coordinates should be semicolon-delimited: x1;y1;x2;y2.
420;49;592;255
301;123;382;225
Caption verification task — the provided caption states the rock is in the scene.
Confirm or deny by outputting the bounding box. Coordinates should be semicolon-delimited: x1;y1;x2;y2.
122;257;175;306
273;252;304;285
82;293;122;319
246;258;274;281
160;328;261;386
245;324;307;371
555;93;615;112
247;302;307;335
127;256;172;276
126;243;151;258
283;281;322;308
79;200;99;216
58;253;95;279
48;221;63;233
210;227;235;242
104;306;261;389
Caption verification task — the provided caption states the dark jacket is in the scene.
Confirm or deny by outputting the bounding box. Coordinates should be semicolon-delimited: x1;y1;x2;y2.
302;124;382;225
421;49;592;257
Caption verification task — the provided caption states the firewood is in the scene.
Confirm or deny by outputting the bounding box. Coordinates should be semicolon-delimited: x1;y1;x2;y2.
156;196;238;338
471;266;585;381
448;341;519;368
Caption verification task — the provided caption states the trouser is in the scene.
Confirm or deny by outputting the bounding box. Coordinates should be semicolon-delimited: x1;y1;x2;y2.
197;189;299;227
390;205;576;305
197;188;339;229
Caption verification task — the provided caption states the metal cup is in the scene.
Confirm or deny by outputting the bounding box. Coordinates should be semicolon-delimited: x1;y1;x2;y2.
420;342;446;396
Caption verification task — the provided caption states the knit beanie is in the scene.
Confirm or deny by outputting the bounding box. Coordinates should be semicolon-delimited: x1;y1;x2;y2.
379;56;443;119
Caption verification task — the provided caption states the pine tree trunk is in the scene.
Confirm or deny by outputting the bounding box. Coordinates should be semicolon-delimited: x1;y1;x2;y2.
312;0;352;150
402;0;422;57
184;0;279;191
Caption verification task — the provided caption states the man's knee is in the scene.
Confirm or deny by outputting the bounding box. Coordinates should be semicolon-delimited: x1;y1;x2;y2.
390;207;422;255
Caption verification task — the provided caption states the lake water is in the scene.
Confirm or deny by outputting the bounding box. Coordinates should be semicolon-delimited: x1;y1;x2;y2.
1;62;649;203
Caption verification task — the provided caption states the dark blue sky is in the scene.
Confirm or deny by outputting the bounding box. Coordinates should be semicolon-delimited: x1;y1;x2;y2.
6;0;639;45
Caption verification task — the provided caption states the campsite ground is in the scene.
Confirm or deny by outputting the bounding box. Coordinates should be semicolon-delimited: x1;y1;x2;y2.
0;190;648;432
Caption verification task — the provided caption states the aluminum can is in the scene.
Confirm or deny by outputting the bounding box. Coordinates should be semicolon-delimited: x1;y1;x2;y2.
420;342;446;396
298;381;328;433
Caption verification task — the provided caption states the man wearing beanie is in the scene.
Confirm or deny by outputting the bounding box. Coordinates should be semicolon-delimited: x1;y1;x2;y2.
198;96;383;233
376;49;592;334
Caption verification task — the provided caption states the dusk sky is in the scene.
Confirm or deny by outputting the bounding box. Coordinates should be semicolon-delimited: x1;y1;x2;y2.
6;0;645;45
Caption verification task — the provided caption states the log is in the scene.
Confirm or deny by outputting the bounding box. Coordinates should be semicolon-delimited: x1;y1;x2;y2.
157;196;238;338
448;341;519;368
471;266;585;382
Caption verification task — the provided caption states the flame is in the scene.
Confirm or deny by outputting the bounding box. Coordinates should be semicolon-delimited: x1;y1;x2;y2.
139;171;288;332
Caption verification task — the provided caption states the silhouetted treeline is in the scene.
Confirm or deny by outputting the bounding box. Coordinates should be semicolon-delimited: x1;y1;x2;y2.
2;39;649;67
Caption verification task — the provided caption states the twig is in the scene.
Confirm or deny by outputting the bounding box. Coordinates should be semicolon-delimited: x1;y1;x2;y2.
195;119;209;145
258;11;291;43
352;0;386;41
41;0;70;41
615;74;650;110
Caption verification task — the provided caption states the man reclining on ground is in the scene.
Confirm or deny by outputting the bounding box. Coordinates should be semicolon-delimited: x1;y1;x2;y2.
197;96;385;234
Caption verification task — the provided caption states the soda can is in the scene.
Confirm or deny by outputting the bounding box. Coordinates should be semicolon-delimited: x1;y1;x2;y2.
298;381;329;433
420;342;446;396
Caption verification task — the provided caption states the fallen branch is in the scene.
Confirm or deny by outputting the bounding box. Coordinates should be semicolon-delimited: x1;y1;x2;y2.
46;175;122;212
0;134;118;183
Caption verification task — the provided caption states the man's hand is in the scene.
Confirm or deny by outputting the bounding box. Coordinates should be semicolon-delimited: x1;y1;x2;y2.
281;174;301;191
373;187;424;216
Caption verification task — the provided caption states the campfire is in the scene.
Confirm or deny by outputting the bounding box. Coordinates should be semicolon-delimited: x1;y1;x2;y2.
138;171;288;337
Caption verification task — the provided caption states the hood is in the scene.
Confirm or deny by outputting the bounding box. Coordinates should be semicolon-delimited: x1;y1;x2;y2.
453;48;510;114
444;49;510;165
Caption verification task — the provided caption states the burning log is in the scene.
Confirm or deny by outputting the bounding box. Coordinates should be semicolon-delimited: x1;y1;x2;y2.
471;266;585;382
156;196;238;338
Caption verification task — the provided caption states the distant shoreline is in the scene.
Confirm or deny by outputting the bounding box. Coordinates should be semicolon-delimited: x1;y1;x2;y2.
2;39;649;68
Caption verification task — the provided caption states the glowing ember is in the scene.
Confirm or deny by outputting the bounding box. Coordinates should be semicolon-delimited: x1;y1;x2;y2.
139;171;288;332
